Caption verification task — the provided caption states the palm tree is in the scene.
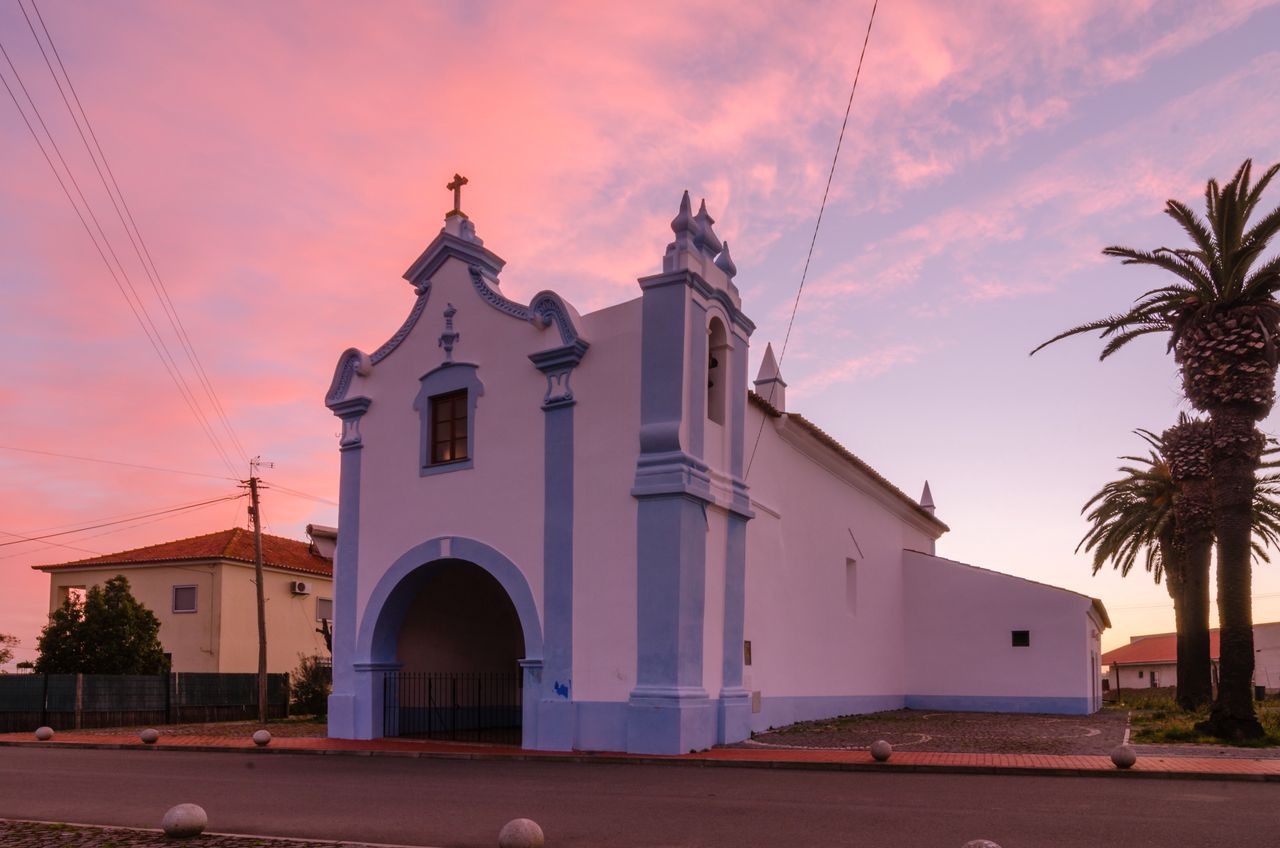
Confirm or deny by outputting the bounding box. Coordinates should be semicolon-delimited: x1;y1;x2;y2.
1082;428;1280;712
1036;159;1280;738
1162;417;1214;709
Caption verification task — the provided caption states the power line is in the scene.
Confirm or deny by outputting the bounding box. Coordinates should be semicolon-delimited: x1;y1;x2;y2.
0;494;246;548
265;481;339;507
23;0;251;469
0;33;241;478
0;444;236;481
745;0;879;478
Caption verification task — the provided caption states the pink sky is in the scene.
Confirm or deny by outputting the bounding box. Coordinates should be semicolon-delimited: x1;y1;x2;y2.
3;0;1280;668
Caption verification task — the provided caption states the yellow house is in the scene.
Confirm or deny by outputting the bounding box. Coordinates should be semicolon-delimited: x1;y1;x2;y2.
34;526;335;673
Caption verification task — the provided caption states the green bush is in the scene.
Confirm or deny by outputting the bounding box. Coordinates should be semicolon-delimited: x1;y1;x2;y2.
290;655;332;718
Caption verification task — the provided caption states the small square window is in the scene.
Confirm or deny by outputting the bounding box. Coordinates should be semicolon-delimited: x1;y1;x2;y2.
173;585;198;614
316;597;333;621
1138;669;1144;679
743;640;752;666
1011;630;1030;647
429;390;469;465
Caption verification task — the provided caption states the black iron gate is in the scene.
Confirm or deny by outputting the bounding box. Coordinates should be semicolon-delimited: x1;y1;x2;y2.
383;671;522;744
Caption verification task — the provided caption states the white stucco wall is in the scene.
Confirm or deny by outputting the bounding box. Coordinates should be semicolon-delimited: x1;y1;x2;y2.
570;297;642;703
902;550;1099;713
741;403;946;729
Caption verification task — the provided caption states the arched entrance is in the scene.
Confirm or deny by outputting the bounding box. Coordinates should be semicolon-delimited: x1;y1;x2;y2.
350;537;543;746
388;560;525;742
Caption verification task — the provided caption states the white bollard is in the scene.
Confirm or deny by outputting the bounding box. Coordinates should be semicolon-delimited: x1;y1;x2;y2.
498;817;545;848
161;803;208;839
252;729;272;747
140;728;160;745
869;739;892;762
34;726;54;741
1110;745;1137;769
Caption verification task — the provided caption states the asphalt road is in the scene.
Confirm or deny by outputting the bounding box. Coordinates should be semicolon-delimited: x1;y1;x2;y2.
0;748;1270;847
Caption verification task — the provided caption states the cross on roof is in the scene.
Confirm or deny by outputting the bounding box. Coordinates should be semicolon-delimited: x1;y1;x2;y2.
446;173;469;218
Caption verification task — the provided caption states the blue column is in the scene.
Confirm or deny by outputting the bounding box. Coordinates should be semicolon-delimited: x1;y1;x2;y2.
327;396;370;739
718;329;753;743
529;341;588;751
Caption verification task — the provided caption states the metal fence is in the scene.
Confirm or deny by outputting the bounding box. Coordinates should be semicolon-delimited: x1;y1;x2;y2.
383;671;521;744
0;673;290;732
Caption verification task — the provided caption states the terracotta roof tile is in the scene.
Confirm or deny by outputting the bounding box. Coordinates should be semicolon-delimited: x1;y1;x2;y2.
748;391;948;531
34;528;332;577
1102;631;1220;665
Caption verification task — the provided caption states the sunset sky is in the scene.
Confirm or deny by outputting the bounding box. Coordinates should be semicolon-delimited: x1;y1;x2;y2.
3;0;1280;669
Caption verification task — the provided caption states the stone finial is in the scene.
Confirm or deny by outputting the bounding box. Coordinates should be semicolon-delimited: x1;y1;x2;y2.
869;739;893;762
252;729;272;746
753;343;787;412
670;190;694;235
439;303;461;362
693;199;722;257
714;240;738;279
920;481;935;514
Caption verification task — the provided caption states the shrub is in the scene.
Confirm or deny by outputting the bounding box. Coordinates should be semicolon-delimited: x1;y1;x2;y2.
290;655;332;718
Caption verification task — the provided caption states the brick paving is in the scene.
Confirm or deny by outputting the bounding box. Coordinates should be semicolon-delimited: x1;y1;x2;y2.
0;819;416;848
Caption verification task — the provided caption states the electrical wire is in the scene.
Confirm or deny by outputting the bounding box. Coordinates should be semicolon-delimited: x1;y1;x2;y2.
0;444;236;481
745;0;879;478
0;35;241;478
23;0;251;469
0;494;246;548
265;481;339;507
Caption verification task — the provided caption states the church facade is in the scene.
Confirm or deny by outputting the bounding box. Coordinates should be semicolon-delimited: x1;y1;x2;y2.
324;187;1109;755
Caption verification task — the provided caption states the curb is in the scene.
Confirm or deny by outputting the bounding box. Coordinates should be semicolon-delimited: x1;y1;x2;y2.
2;818;438;848
3;739;1278;782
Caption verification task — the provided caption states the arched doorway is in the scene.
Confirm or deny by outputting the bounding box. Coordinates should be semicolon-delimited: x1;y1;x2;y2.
385;560;526;743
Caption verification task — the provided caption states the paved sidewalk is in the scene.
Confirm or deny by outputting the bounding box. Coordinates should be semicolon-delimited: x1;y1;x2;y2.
4;729;1280;781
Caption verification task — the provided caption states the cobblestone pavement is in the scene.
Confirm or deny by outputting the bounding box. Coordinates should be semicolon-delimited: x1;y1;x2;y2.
0;820;415;848
743;707;1131;755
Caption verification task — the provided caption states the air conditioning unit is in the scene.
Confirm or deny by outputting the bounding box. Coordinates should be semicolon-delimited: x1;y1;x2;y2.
290;580;310;596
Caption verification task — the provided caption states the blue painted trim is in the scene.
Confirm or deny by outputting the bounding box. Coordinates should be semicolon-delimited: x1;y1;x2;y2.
355;536;543;670
529;341;589;408
904;695;1093;715
326;293;430;407
536;400;576;751
718;516;749;744
326;397;369;739
403;232;506;285
753;695;907;732
413;362;484;476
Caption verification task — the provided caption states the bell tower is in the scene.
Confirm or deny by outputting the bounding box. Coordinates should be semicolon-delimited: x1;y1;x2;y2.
628;192;755;755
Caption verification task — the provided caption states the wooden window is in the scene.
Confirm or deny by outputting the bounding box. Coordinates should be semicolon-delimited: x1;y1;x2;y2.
173;585;198;614
430;390;469;465
316;597;333;622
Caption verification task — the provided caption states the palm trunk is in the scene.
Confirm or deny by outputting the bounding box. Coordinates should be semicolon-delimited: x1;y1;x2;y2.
1202;411;1264;739
1179;538;1214;710
1163;563;1190;708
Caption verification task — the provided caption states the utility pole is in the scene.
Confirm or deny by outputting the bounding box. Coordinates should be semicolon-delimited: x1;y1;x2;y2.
247;457;273;723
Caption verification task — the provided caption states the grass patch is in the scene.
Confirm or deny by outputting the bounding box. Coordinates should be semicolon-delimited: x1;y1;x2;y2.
1122;691;1280;747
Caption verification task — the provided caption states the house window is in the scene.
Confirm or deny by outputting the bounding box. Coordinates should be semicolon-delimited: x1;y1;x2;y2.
173;585;198;614
58;586;87;606
1138;669;1144;679
429;390;469;464
316;597;333;622
1011;630;1030;647
743;640;752;666
845;559;858;613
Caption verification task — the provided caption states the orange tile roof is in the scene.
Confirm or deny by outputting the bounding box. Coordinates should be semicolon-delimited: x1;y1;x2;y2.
1102;631;1220;665
33;528;332;577
748;391;948;532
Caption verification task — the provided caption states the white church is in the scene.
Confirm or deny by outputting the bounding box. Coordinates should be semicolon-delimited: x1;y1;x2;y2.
323;182;1110;755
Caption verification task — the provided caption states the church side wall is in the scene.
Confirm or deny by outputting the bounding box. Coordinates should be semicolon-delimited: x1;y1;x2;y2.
742;405;927;730
902;550;1095;713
